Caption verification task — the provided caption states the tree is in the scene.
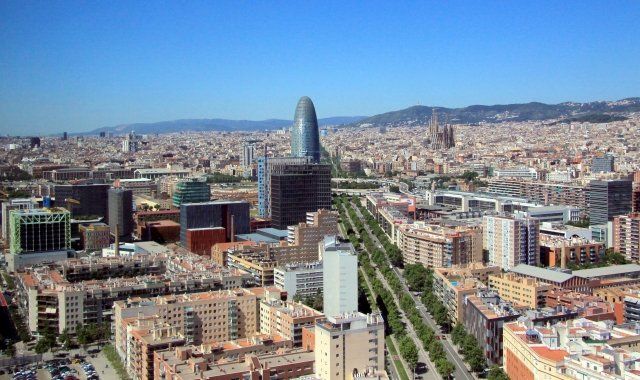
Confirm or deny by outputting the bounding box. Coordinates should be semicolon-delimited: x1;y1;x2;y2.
34;328;57;354
487;365;509;380
59;328;71;349
399;336;419;372
435;358;455;378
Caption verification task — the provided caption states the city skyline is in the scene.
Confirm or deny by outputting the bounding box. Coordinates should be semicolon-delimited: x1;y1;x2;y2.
1;1;639;134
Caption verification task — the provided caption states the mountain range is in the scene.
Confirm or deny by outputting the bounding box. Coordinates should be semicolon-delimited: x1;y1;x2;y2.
351;97;640;127
85;116;366;135
84;98;640;135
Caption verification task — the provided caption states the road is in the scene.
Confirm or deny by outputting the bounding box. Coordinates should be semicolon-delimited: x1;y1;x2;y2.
350;200;476;380
340;201;439;380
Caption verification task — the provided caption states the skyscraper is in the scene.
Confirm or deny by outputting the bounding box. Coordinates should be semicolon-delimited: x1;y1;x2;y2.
108;188;134;241
290;96;321;163
257;156;312;218
241;143;255;168
54;184;110;220
270;162;331;229
589;179;633;225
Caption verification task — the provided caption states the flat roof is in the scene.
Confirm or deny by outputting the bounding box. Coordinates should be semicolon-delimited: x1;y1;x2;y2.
572;264;640;279
511;264;574;283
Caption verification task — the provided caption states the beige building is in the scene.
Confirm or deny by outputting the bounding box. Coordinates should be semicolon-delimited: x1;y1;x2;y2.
315;312;385;380
114;287;285;380
432;264;500;322
397;222;483;268
259;298;323;346
488;273;553;308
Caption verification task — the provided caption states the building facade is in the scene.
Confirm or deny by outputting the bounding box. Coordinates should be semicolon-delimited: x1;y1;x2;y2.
483;215;540;271
291;96;321;163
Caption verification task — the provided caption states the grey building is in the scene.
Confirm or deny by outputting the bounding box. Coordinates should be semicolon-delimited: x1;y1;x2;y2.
588;179;632;225
592;154;615;173
270;163;331;229
54;184;110;220
179;201;250;245
291;96;321;163
108;188;134;241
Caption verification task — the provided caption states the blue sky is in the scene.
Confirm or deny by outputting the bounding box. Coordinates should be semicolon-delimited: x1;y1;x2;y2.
1;1;639;135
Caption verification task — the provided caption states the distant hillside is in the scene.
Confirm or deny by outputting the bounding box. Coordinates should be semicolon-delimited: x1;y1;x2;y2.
352;98;640;127
85;116;367;135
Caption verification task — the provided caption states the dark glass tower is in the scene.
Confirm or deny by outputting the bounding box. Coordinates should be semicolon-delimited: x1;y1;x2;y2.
108;188;134;241
291;96;321;163
589;179;632;225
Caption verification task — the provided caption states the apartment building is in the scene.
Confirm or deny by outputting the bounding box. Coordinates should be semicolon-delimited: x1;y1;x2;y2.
487;178;588;210
483;214;539;271
488;273;553;309
274;261;323;300
16;251;250;334
315;312;385;380
614;213;640;262
539;235;605;268
154;346;314;380
462;290;520;365
259;298;323;345
397;222;483;268
114;287;286;379
433;266;493;323
504;318;640;380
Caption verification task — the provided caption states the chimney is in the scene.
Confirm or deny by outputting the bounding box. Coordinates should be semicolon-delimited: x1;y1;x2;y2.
114;224;120;256
230;214;235;242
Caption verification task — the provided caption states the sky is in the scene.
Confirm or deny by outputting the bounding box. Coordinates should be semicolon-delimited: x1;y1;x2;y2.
1;1;639;135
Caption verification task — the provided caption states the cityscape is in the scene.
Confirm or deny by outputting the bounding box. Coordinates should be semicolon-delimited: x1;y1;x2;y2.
1;2;640;380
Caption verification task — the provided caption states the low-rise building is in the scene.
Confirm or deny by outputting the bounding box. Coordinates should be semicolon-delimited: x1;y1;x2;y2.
539;235;605;268
488;273;553;309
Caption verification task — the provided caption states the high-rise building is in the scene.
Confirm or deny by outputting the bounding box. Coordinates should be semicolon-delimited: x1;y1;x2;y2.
589;179;633;226
54;184;110;220
321;236;358;318
290;96;321;163
592;154;615;173
122;131;139;153
613;213;640;262
257;156;310;218
108;188;134;241
270;163;331;229
62;132;68;140
314;238;385;380
179;200;250;244
241;143;255;168
483;215;540;271
172;179;210;207
8;208;71;270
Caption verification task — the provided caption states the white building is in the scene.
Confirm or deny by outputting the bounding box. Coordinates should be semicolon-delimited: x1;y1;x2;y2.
274;261;323;300
320;236;357;318
494;167;538;179
483;214;540;271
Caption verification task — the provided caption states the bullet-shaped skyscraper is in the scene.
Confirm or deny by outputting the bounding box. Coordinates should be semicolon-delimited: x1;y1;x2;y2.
291;96;321;163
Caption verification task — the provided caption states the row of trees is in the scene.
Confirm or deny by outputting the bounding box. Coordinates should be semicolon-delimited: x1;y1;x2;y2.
350;196;511;380
335;197;420;372
338;196;456;378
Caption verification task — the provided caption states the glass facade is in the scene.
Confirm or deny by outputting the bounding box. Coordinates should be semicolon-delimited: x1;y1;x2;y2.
291;96;321;163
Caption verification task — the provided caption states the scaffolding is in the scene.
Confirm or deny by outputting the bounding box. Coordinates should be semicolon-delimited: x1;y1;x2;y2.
9;209;71;254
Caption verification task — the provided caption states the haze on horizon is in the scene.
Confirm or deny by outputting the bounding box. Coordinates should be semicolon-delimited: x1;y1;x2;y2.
1;1;639;135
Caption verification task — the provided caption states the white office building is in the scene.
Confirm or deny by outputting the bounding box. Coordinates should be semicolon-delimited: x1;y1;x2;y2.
274;261;323;300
